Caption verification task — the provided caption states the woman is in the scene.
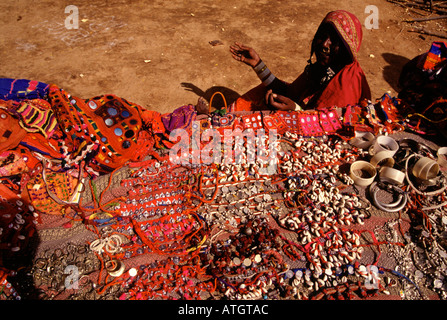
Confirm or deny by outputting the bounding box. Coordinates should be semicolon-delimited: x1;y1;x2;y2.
229;10;371;114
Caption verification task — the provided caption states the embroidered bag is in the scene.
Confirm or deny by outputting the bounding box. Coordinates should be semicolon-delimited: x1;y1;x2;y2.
26;164;83;215
48;85;148;173
298;111;325;137
242;113;264;132
0;101;28;153
263;113;288;134
417;41;447;72
318;109;342;134
276;111;300;134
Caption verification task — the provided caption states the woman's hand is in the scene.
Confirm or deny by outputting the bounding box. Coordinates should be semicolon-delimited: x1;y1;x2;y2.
265;90;296;111
229;42;261;68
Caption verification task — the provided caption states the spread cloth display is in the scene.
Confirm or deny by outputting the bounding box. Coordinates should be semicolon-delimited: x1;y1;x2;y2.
0;70;447;301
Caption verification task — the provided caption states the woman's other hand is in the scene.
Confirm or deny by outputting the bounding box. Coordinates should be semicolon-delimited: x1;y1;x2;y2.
229;42;261;68
265;89;296;111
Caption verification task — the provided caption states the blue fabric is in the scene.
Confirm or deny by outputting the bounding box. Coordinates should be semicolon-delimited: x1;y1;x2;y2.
0;78;50;101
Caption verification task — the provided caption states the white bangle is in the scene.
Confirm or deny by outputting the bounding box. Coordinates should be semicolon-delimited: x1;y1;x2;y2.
349;131;375;150
294;103;303;111
437;147;447;168
379;166;406;185
349;160;377;187
412;156;439;181
369;135;399;156
370;150;395;168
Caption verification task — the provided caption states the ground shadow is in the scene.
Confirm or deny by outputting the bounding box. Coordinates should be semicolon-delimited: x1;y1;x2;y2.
181;83;241;110
382;53;411;92
1;197;40;300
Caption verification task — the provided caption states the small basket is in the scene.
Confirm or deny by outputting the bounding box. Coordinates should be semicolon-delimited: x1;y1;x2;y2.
209;91;227;114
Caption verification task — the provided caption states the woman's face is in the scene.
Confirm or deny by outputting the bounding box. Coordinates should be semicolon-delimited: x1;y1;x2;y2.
313;24;342;67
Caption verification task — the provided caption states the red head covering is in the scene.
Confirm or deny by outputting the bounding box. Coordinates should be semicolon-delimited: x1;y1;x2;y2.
231;10;370;112
321;10;363;60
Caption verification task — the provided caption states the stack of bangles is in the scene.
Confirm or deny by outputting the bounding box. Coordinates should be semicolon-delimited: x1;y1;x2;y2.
348;134;447;212
253;60;276;87
89;234;125;255
253;60;303;112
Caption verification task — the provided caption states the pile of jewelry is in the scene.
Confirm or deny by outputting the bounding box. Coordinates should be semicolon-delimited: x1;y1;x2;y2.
3;113;447;301
54;131;415;300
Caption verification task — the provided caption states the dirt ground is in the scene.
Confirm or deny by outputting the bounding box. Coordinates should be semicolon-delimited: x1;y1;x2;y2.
0;0;446;114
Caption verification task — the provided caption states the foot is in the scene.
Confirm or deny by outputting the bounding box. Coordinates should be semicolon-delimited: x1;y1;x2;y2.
195;96;209;115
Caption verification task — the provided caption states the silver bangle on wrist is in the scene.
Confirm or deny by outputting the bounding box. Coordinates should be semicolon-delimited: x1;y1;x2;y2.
253;60;276;86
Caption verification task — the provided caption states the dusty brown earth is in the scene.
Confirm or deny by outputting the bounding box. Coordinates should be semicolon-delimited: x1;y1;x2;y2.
1;0;446;114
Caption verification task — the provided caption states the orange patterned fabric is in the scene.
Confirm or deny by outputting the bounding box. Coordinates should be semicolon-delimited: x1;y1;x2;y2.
323;10;363;60
26;168;80;215
48;85;161;173
0;101;28;153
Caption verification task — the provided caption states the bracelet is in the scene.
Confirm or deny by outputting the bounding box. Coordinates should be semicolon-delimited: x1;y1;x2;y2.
106;259;125;277
349;160;377;187
405;154;447;196
253;60;266;73
412;156;439;181
437;147;447;168
89;238;105;253
294;103;303;111
369;135;399;156
349;131;375;150
253;60;276;86
379;166;405;185
370;151;395;168
369;181;408;213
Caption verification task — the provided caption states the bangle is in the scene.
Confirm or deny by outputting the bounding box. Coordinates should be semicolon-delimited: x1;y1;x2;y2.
412;156;439;181
379;166;405;185
349;160;377;187
294;103;303;111
437;147;447;168
405;154;447;196
253;60;266;73
253;60;276;86
369;135;399;156
369;181;408;213
106;259;125;277
349;131;375;150
262;73;276;86
370;150;395;168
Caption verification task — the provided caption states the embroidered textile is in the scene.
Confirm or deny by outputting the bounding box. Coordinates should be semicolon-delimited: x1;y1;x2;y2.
26;167;81;215
0;78;49;102
7;99;58;138
48;85;155;173
0;103;28;153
